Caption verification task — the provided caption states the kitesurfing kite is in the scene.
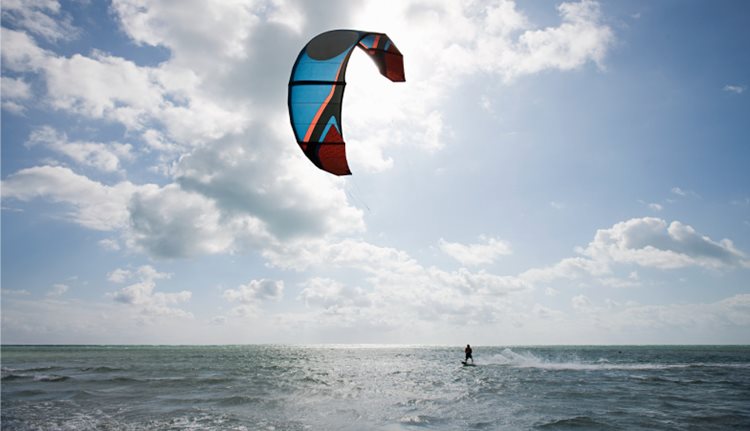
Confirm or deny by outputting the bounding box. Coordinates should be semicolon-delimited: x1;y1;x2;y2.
288;30;405;175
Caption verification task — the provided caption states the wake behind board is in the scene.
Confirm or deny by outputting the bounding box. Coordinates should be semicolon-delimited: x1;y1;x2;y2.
461;361;476;367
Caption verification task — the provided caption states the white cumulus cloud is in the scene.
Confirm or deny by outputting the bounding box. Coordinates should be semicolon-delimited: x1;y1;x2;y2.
1;165;141;231
1;0;79;42
222;279;285;318
223;279;285;304
1;76;32;113
26;126;134;173
110;265;191;318
583;217;748;270
439;236;512;266
298;277;370;309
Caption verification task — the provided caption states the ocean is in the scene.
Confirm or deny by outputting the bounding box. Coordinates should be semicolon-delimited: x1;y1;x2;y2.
2;345;749;430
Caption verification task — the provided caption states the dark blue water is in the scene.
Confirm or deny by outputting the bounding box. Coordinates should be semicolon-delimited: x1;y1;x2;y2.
2;345;749;430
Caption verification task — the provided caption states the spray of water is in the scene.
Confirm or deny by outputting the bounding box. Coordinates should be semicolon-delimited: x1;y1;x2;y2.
482;348;703;371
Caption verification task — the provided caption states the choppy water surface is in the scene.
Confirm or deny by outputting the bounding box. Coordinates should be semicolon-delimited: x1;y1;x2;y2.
2;345;749;430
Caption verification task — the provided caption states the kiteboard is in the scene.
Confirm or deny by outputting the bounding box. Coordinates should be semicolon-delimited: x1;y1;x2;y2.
461;361;476;367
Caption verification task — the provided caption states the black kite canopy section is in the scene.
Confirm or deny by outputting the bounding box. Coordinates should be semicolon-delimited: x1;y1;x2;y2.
288;30;405;175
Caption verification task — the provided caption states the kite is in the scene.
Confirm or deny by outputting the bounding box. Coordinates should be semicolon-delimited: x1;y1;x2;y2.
288;30;405;175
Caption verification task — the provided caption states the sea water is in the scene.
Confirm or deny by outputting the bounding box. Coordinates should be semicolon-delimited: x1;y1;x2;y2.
2;345;749;430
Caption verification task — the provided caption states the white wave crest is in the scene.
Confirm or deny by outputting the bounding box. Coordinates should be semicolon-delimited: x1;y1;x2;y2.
480;348;738;371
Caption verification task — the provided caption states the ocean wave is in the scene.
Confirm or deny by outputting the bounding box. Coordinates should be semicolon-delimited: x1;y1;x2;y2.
2;366;61;373
79;366;124;373
72;374;230;386
5;389;47;397
3;372;71;382
2;366;70;383
1;372;72;382
399;414;445;427
34;374;71;382
215;395;265;406
1;411;253;431
2;373;29;381
535;415;611;429
94;375;183;384
196;376;235;385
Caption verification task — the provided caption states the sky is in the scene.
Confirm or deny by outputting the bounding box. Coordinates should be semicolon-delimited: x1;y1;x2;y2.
1;0;749;345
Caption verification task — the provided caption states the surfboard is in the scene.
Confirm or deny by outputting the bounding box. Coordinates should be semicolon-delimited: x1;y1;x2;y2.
461;361;476;366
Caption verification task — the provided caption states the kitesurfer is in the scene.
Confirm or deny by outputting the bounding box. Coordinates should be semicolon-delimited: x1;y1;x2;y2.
465;344;474;363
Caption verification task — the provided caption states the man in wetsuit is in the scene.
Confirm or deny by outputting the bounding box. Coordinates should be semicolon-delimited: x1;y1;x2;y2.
465;344;473;363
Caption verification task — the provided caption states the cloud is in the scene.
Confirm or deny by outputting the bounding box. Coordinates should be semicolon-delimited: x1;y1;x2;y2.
723;84;746;94
356;0;613;83
298;277;370;309
127;184;258;258
670;186;699;198
520;217;748;289
583;217;749;270
223;279;284;304
1;0;79;42
172;128;365;241
0;294;211;343
671;187;686;196
0;161;359;259
1;289;31;296
521;256;610;284
109;265;191;318
264;238;422;274
107;268;132;283
111;0;264;67
1;165;140;231
0;76;31;99
264;238;530;326
222;279;284;318
594;275;640;289
341;0;614;170
2;26;248;140
0;27;50;72
569;294;750;330
532;303;563;319
47;283;69;297
209;315;227;325
1;163;351;259
1;100;27;115
439;236;512;266
499;0;614;80
716;294;750;326
99;238;121;251
1;76;32;113
26;126;134;173
108;265;171;285
571;294;593;311
43;52;246;136
257;213;749;329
